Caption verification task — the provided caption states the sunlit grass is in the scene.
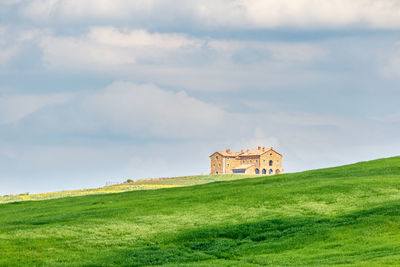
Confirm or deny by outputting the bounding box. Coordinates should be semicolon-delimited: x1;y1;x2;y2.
1;157;400;266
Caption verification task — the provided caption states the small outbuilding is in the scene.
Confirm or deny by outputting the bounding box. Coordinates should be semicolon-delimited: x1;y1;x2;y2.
232;164;255;174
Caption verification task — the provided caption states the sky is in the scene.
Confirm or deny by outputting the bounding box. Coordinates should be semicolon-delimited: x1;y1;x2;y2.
1;0;400;195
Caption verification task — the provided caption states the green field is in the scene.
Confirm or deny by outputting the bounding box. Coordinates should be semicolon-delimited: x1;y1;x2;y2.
1;157;400;266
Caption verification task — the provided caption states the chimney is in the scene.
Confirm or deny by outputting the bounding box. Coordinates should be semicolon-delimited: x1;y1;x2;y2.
247;149;249;152
226;148;231;153
262;146;265;151
270;147;273;150
258;146;261;150
241;149;244;153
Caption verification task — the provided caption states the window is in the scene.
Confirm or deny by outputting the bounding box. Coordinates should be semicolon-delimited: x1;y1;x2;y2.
269;169;273;174
262;169;266;174
250;160;252;163
242;160;245;163
227;157;230;161
263;160;265;163
269;160;273;166
233;169;245;174
277;160;279;163
255;169;259;174
219;164;221;167
216;156;219;160
227;164;230;167
213;164;215;167
256;160;258;163
270;153;272;156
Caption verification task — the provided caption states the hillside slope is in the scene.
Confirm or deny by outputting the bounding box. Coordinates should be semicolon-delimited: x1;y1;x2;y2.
0;174;256;204
1;157;400;266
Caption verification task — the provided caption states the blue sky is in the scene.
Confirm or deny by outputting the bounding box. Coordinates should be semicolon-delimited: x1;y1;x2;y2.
1;0;400;195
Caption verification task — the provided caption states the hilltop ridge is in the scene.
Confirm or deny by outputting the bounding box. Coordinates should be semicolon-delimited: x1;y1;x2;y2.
0;174;257;204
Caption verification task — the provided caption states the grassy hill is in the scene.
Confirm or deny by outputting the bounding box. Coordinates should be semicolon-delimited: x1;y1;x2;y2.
0;174;256;204
1;157;400;266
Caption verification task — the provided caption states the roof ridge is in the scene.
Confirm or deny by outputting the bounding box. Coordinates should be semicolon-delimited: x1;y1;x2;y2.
210;147;282;157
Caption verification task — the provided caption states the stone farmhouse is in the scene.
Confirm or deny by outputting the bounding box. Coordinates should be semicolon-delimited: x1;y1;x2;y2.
209;146;282;175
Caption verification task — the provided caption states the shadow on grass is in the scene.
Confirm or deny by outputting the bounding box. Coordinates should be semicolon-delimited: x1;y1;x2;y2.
94;200;400;266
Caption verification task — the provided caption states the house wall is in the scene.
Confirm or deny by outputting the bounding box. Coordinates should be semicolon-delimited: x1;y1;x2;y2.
224;156;240;174
260;151;282;174
245;165;256;174
237;156;260;168
210;153;224;174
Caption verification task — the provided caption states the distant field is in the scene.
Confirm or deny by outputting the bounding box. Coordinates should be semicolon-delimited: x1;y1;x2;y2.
1;157;400;266
0;174;256;204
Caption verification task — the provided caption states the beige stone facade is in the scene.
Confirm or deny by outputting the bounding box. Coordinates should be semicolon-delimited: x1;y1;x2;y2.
209;146;283;175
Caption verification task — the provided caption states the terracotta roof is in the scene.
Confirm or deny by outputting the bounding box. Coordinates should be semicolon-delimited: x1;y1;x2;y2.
221;151;241;156
239;148;282;157
210;147;282;157
238;149;264;156
209;151;241;157
266;148;282;157
232;164;254;170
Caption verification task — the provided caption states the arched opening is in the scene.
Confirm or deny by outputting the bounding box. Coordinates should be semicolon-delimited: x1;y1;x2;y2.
255;169;259;174
216;171;219;174
275;169;280;174
262;169;266;174
269;169;273;175
269;160;273;166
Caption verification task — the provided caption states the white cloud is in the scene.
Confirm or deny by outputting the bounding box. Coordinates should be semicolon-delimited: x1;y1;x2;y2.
82;81;226;138
198;0;400;29
21;0;155;20
38;27;325;91
18;0;400;29
88;27;197;49
40;27;324;69
39;27;204;69
0;27;43;66
0;94;71;124
207;39;325;63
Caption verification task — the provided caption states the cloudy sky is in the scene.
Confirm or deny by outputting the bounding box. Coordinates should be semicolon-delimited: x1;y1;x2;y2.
1;0;400;195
